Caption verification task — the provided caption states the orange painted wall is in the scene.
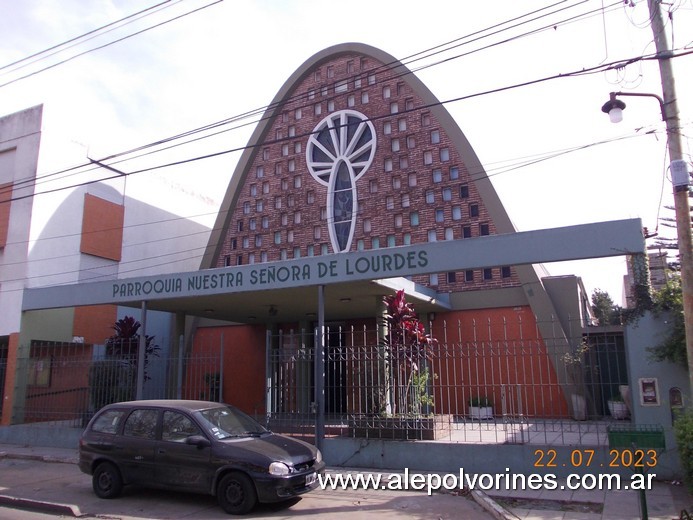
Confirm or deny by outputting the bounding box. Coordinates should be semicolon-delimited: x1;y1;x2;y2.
73;305;117;344
0;182;12;248
429;306;569;417
192;325;267;416
80;193;124;261
1;333;20;425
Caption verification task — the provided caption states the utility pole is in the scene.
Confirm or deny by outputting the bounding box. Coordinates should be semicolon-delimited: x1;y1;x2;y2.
647;0;693;398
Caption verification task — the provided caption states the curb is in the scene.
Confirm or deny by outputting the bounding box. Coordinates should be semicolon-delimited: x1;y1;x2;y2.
0;495;83;517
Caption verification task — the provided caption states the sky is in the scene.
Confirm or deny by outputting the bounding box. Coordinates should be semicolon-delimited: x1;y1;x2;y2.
1;0;692;306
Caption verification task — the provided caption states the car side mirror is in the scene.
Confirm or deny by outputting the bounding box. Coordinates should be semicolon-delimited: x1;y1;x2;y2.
186;435;211;448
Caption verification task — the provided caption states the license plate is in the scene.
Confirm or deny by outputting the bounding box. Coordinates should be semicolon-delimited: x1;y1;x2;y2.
305;472;317;486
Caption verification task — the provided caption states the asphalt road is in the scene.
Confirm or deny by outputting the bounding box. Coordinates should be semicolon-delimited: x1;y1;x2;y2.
0;457;496;519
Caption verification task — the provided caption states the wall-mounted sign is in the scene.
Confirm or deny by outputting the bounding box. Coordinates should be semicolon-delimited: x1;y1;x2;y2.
638;378;660;406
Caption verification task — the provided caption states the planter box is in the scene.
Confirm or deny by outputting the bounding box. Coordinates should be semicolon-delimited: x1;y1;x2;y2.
469;406;493;420
352;415;453;440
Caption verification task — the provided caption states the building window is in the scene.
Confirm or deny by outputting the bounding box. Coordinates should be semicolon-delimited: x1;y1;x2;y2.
392;176;401;189
442;187;452;201
429;273;438;286
405;98;414;110
431;130;440;144
383;86;391;98
398;118;407;131
463;226;472;238
224;255;231;266
280;249;287;260
275;128;282;140
263;182;270;194
263;148;270;160
281;213;288;226
295;108;302;120
261;251;268;262
249;218;257;231
321;244;329;255
262;216;269;228
502;266;512;278
423;151;433;165
256;200;263;212
314;226;321;239
281;179;289;191
328;100;335;111
237;220;244;232
390;102;398;114
255;235;262;247
307;245;314;257
307;190;315;204
237;255;243;265
440;147;450;161
408;173;417;187
294;175;301;188
444;227;454;240
470;204;479;218
327;65;334;78
421;112;431;126
294;142;301;154
465;270;474;282
447;271;456;283
403;233;411;245
357;239;365;251
231;238;237;249
250;184;257;197
308;89;316;100
384;158;393;172
383;121;392;135
274;231;281;244
361;91;369;104
387;235;396;247
391;138;400;152
401;193;410;207
394;214;403;228
287;194;295;207
314;103;322;116
410;211;420;226
386;196;394;210
369;179;378;193
450;166;459;180
460;184;469;198
363;219;372;233
428;230;437;242
288;125;296;137
406;135;416;149
483;268;493;280
426;190;435;204
452;205;462;220
480;223;490;236
294;211;301;224
243;202;250;214
432;168;442;183
275;196;282;209
287;230;294;243
399;155;409;169
372;237;380;249
354;77;362;88
347;95;355;107
293;247;301;258
368;73;376;85
275;162;282;175
282;144;289;156
256;166;264;178
335;80;348;93
435;209;445;222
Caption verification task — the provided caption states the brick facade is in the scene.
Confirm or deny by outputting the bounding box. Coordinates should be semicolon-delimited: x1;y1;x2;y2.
214;49;520;295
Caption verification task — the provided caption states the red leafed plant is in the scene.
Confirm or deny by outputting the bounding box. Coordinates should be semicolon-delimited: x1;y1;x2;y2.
382;290;437;415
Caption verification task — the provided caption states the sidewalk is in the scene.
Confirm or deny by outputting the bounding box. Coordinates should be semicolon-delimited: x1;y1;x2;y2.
0;443;691;519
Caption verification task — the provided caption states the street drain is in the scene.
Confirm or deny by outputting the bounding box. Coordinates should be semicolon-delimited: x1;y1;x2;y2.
496;497;604;514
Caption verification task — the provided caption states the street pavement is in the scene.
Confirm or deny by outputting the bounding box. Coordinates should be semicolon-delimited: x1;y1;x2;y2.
1;443;692;519
0;445;496;519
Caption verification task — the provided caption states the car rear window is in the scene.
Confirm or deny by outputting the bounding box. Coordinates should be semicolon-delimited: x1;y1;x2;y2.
91;409;125;434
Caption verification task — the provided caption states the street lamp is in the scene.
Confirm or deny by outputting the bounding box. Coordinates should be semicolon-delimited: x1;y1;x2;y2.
601;89;693;401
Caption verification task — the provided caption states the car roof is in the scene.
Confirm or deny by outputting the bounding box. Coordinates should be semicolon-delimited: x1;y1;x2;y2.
103;400;228;412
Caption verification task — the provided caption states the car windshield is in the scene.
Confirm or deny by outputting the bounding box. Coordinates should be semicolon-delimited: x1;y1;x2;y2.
195;405;268;440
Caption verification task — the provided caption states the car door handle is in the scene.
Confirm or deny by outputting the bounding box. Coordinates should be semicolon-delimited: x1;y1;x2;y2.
157;449;166;455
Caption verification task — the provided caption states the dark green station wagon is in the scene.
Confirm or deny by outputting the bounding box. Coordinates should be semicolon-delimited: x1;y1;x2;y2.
79;400;325;514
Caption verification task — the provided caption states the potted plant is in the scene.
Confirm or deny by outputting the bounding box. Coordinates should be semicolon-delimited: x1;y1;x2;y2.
469;395;493;420
607;394;629;420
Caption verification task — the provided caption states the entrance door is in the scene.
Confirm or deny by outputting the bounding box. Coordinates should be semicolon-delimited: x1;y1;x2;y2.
325;328;347;415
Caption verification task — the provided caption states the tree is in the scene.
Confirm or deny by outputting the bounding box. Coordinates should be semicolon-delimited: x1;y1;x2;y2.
591;289;623;326
647;274;688;369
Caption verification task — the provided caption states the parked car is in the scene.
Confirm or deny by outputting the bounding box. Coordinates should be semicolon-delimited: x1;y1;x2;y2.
79;400;325;514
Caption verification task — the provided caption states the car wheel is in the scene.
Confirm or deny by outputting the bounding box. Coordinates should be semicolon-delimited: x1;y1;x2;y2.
92;462;123;499
217;472;257;515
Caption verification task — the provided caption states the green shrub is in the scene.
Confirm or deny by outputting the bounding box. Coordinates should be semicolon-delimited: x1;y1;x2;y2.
673;409;693;493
